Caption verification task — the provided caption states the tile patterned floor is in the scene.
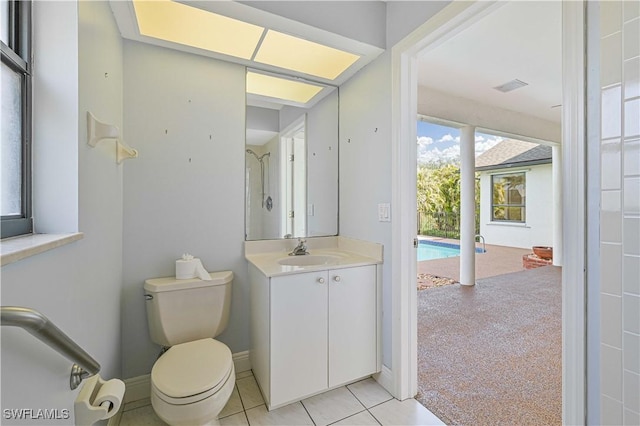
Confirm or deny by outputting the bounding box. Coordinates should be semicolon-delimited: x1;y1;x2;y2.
117;371;444;426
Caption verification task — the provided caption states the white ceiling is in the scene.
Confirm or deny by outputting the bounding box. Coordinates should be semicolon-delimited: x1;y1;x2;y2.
417;1;562;124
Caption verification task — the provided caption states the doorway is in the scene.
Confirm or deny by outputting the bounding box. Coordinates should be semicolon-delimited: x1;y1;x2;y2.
390;1;586;424
280;115;307;238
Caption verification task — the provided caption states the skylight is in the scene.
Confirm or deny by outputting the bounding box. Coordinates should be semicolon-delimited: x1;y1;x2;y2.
132;1;361;82
253;30;361;80
246;72;324;105
133;0;264;60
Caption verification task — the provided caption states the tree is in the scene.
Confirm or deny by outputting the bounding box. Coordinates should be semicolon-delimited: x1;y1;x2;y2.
417;164;481;237
417;164;461;214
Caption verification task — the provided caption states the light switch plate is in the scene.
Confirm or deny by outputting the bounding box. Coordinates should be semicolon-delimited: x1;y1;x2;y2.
378;203;390;222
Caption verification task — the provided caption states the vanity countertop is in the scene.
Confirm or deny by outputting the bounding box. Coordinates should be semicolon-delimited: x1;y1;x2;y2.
245;236;383;278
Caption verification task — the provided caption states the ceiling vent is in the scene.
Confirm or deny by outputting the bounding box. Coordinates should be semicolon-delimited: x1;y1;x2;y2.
493;79;529;93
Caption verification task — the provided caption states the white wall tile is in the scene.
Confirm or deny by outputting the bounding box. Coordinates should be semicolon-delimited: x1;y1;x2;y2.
602;87;623;139
601;394;624;425
624;331;640;374
601;344;623;400
624;58;640;99
599;4;640;424
624;408;640;426
623;255;640;295
623;294;640;334
623;218;640;255
602;244;623;295
602;295;623;347
623;18;640;60
624;98;640;138
624;177;640;213
601;0;623;37
602;33;623;87
625;0;640;22
602;190;622;211
624;140;640;176
623;370;640;412
601;211;623;243
602;141;622;190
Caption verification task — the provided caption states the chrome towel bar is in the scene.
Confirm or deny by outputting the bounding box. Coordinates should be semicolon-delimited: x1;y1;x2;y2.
1;306;101;390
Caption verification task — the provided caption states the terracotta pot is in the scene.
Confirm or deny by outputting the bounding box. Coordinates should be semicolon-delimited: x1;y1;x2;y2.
532;246;553;260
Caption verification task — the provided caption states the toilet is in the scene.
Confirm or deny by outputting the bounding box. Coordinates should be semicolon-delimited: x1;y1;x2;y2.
144;271;235;426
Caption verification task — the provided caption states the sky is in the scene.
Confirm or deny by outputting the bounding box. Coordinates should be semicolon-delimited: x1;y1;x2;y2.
417;121;504;166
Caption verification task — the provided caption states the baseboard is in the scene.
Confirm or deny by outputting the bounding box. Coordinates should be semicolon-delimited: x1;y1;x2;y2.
373;365;394;396
233;350;251;374
123;374;151;404
122;350;252;404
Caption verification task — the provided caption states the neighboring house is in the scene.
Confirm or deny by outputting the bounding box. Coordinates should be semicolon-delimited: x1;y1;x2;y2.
476;140;553;249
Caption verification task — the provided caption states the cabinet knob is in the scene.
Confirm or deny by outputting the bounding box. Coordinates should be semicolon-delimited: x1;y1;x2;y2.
317;277;325;284
333;276;341;282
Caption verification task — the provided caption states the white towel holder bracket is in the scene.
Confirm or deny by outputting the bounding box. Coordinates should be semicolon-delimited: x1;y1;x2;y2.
87;111;138;163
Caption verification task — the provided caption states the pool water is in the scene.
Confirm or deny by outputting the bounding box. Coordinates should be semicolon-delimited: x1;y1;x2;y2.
417;240;485;261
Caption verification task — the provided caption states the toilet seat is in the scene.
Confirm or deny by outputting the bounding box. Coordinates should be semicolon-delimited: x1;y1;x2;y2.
151;338;233;405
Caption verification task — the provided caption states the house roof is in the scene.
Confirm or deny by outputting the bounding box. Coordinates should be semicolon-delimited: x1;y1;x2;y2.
476;140;552;171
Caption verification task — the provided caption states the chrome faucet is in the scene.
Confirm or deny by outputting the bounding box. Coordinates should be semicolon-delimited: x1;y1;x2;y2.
289;238;309;256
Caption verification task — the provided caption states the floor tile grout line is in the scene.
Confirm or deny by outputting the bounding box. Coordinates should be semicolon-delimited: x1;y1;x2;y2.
366;396;395;411
325;408;369;426
299;399;318;426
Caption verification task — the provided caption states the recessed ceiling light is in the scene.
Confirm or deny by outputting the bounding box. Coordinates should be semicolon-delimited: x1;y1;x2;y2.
254;30;360;80
493;79;529;93
133;0;265;60
247;72;324;104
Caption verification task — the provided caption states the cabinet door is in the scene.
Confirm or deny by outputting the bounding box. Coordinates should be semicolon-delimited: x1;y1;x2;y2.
328;265;377;387
271;271;328;406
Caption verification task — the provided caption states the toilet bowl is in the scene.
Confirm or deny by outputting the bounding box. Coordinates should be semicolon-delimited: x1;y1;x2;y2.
144;271;235;426
150;339;235;426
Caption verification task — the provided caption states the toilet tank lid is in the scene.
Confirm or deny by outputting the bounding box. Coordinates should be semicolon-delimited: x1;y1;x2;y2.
144;271;233;293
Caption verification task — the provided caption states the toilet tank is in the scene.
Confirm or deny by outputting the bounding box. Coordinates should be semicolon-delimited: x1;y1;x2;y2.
144;271;233;347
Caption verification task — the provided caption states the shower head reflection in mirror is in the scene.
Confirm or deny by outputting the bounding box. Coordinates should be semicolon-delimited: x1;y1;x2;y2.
245;149;271;210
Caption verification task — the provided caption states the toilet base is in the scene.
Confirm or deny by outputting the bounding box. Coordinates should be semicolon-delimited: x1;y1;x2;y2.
151;364;235;426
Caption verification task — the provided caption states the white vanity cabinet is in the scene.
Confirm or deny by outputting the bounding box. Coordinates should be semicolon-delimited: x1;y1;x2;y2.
249;264;379;410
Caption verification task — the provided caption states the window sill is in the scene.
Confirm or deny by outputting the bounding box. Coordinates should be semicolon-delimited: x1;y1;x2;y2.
485;222;530;228
0;233;84;267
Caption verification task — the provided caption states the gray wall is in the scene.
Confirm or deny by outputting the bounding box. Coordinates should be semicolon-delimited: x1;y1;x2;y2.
121;40;248;378
339;51;393;367
1;2;123;423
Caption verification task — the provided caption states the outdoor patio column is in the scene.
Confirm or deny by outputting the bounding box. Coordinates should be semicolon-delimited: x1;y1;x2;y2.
552;145;563;266
460;126;476;286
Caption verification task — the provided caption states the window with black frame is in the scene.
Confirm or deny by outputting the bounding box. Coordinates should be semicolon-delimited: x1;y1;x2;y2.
1;0;32;238
491;172;526;222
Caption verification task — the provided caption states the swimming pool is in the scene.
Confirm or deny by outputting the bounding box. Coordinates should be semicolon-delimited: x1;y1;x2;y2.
417;240;485;261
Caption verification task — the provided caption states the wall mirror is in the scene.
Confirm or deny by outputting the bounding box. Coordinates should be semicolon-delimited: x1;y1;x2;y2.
245;69;338;240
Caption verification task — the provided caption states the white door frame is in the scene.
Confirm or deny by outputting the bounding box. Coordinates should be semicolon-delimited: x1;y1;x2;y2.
389;1;586;423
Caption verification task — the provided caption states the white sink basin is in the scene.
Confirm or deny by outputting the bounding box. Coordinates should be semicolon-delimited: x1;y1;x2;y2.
277;254;341;266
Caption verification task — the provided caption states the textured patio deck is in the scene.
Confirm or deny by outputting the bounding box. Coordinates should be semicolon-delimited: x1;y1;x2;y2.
416;266;562;425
